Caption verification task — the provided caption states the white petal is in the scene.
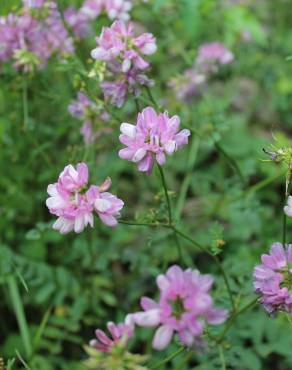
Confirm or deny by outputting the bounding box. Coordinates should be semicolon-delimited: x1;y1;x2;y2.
95;198;112;212
133;148;147;162
164;140;176;154
152;325;173;350
120;123;136;138
133;309;161;327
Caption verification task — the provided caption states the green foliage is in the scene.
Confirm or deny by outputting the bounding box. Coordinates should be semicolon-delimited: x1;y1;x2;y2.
1;0;292;369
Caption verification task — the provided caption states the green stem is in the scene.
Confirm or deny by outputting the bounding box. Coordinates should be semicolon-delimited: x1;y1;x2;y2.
119;220;168;227
215;297;258;343
218;346;226;370
145;85;160;110
134;97;141;113
157;164;172;225
215;142;244;183
22;76;28;130
151;347;185;369
172;227;235;308
176;136;200;220
283;212;287;245
7;275;32;358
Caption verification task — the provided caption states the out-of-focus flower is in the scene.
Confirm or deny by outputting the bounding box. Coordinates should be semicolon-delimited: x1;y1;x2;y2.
81;0;132;21
68;92;110;144
253;242;292;315
169;68;206;102
90;319;134;353
91;20;156;72
169;42;233;102
91;20;156;107
64;6;92;38
284;196;292;217
46;163;124;234
0;1;74;71
132;265;228;350
104;0;132;21
118;107;190;174
196;42;234;74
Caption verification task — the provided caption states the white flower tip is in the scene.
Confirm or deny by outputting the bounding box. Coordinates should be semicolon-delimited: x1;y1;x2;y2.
120;122;136;138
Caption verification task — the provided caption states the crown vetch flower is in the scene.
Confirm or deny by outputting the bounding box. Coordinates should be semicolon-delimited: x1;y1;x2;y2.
91;20;156;107
118;107;190;174
90;318;134;353
196;42;234;74
0;1;74;71
132;265;228;350
46;163;124;234
253;242;292;315
91;20;156;71
64;6;92;38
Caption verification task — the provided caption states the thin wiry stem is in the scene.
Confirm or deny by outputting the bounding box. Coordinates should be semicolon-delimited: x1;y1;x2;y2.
151;347;185;369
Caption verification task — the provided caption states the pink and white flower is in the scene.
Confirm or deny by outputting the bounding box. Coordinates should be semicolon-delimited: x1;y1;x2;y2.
196;42;234;74
253;242;292;315
118;107;190;174
132;265;228;350
46;163;124;234
90;317;134;353
91;20;156;107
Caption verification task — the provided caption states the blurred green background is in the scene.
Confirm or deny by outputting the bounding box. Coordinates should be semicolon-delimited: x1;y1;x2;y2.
0;0;292;369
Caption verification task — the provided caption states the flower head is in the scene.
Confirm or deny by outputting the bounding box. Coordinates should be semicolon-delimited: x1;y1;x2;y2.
64;6;92;38
91;20;156;107
196;42;234;74
118;107;190;174
132;265;228;350
253;242;292;315
46;163;124;234
90;318;134;353
0;1;74;71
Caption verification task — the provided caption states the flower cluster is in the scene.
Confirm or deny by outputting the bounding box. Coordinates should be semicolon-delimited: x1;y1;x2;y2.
253;243;292;315
91;20;157;107
118;107;190;174
170;42;233;101
0;1;73;71
68;92;110;144
46;163;124;234
88;266;227;355
131;265;228;350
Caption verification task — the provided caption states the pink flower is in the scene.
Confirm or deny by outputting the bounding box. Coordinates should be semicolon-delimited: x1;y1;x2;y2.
81;0;104;20
91;20;156;106
90;318;134;353
118;107;190;174
81;0;132;21
196;42;234;74
91;20;156;71
46;163;124;234
132;265;228;350
64;6;92;38
104;0;132;21
0;2;74;70
253;243;292;315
